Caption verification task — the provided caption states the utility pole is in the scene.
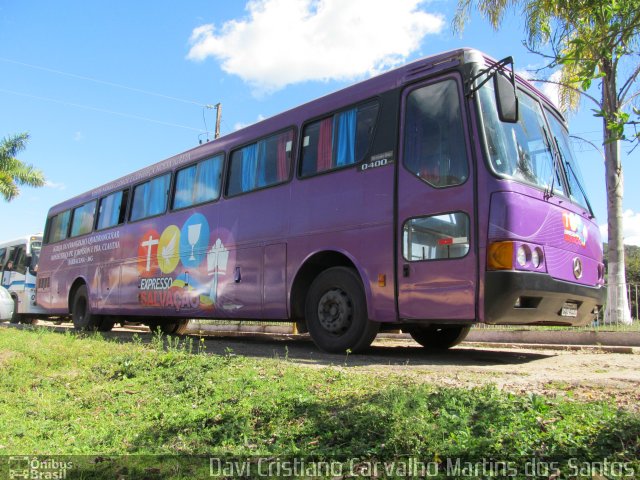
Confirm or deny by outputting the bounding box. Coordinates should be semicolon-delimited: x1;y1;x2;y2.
214;103;222;139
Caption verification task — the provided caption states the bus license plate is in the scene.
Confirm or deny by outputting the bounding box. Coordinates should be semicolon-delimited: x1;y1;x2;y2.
561;302;578;317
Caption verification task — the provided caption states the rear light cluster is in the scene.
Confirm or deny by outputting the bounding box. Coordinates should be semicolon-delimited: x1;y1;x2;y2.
487;241;545;272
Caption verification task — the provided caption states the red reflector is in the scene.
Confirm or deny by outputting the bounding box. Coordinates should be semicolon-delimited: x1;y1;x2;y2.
438;238;453;245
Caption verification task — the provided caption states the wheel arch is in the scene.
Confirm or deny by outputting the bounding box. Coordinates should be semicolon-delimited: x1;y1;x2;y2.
68;277;89;313
290;249;373;332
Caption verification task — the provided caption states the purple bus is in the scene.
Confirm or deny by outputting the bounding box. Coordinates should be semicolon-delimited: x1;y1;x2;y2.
37;48;605;353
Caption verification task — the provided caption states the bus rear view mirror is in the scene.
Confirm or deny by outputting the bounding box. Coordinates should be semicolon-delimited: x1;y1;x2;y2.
495;71;519;123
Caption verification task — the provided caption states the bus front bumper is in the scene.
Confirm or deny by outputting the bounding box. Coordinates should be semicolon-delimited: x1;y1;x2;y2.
484;271;606;327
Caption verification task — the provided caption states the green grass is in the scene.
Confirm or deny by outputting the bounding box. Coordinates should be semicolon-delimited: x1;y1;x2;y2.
0;327;638;479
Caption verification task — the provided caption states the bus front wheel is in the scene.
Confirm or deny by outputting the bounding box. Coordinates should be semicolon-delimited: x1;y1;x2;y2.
71;285;103;331
305;267;379;353
408;325;471;350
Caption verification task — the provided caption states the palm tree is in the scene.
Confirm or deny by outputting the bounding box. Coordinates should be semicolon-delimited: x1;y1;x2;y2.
0;132;46;201
454;0;640;324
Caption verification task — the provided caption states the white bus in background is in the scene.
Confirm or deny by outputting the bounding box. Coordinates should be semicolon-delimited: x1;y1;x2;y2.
0;234;45;323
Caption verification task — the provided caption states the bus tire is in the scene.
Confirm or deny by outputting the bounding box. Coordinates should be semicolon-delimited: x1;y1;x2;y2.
408;325;471;350
71;285;102;331
98;317;115;332
305;267;379;353
148;319;189;335
9;297;20;324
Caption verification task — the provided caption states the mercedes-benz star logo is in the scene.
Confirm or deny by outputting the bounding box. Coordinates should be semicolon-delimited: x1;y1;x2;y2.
573;257;583;279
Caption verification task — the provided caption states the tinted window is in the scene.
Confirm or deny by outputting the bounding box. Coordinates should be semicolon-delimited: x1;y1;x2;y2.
96;189;129;231
130;174;171;221
70;201;96;237
174;154;224;209
403;212;470;261
404;80;469;187
300;101;379;177
227;130;293;196
48;210;71;243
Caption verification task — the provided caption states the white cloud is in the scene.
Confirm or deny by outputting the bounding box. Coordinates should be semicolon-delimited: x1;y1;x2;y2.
540;70;562;109
187;0;445;93
599;209;640;246
234;114;266;131
73;131;83;142
45;180;66;190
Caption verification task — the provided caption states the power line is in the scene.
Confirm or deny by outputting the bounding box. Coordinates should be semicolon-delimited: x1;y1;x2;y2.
0;56;208;108
0;88;203;132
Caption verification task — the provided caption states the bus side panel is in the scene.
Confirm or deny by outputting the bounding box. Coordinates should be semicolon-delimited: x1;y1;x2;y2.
289;163;396;323
263;243;287;319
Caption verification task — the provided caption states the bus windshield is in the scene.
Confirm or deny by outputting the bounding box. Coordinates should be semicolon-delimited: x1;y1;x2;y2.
545;111;591;211
479;82;566;197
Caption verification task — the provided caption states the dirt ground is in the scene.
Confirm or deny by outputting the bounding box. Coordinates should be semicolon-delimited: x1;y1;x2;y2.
190;333;640;410
10;322;640;410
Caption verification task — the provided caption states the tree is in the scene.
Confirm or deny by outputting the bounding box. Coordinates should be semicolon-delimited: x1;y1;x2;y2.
0;132;46;201
454;0;640;324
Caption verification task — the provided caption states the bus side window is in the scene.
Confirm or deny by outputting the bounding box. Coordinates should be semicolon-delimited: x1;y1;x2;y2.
173;154;224;209
403;212;470;261
300;101;379;177
70;201;97;237
97;189;128;230
227;129;294;196
403;80;468;187
130;174;171;221
47;210;72;243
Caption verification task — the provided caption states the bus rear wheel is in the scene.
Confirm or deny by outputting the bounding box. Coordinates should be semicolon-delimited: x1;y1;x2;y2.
408;325;471;350
148;319;189;335
71;285;103;331
305;267;379;353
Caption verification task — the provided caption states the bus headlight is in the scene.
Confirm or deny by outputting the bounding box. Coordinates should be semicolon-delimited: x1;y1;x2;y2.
517;245;529;267
531;248;543;268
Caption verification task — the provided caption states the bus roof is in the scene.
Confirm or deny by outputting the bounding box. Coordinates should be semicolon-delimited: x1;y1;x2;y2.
0;234;43;248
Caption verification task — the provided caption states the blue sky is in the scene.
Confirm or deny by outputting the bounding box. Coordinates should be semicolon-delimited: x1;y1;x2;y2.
1;0;638;243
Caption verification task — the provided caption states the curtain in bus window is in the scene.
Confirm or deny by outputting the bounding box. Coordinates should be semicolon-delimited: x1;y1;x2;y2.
403;80;469;187
98;191;123;230
241;144;258;192
174;165;196;209
277;130;293;181
195;156;222;203
317;117;333;172
256;139;268;188
147;175;169;217
131;182;149;221
333;109;356;167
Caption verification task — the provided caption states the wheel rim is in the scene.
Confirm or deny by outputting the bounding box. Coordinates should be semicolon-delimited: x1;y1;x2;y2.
317;288;353;335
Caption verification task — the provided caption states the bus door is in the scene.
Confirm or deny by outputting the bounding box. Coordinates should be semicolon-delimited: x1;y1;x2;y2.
397;76;477;321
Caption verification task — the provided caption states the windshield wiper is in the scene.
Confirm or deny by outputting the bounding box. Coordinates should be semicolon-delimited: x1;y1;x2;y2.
554;136;595;218
541;127;558;199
